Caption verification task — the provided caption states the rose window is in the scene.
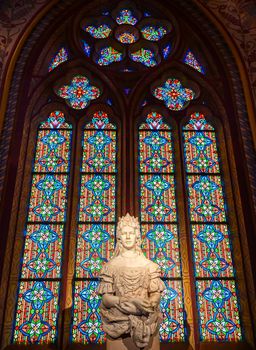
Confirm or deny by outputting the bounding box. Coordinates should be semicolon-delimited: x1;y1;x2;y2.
80;3;172;68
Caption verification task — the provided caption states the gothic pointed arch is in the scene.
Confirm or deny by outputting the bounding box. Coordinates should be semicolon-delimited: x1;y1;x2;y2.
0;1;255;350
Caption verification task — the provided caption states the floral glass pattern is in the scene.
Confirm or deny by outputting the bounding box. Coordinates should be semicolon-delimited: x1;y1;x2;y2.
153;78;195;111
73;281;105;344
81;4;172;67
183;50;205;74
72;111;117;344
83;24;112;39
141;25;167;41
183;113;242;341
13;111;72;344
139;112;186;342
130;48;157;67
48;47;68;72
117;32;138;44
56;75;101;110
97;47;123;66
116;9;138;25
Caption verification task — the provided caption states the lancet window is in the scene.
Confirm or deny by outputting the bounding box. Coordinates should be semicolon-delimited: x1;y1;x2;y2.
2;1;253;349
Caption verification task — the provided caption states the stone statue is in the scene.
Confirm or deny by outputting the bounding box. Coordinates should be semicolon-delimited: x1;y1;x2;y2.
98;214;165;350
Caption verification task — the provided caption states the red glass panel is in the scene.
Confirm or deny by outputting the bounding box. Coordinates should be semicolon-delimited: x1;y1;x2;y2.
75;224;115;278
13;281;60;344
72;280;105;344
141;224;181;278
187;175;226;222
82;129;117;173
196;280;242;341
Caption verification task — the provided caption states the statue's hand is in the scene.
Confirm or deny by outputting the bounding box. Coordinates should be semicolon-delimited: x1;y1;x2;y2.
131;298;154;314
118;300;141;315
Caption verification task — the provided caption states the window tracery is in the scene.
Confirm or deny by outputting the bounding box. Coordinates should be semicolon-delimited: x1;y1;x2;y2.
5;0;253;348
183;50;205;74
48;47;69;72
80;2;172;68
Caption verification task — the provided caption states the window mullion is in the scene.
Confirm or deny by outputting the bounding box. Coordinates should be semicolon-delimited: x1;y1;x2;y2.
60;118;81;350
177;120;200;349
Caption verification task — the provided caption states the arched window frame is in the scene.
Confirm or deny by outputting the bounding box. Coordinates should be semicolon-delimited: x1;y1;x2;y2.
0;1;255;348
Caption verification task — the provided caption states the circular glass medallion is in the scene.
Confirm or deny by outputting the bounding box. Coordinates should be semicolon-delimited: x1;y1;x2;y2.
115;25;139;44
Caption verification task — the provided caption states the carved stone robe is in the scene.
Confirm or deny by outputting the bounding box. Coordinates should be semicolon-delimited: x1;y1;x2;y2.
98;257;165;349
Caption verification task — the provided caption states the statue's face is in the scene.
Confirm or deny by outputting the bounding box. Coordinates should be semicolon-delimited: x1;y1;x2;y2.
119;225;137;250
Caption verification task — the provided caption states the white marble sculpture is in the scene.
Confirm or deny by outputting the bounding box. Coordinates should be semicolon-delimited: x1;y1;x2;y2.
98;214;165;350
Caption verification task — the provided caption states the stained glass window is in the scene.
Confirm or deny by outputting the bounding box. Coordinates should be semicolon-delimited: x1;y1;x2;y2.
56;75;101;110
72;110;117;344
131;48;157;67
117;31;138;44
163;44;172;60
7;2;250;348
83;24;112;39
183;50;205;74
80;4;173;68
183;112;242;341
116;9;138;25
141;25;168;41
48;47;68;72
96;47;123;66
82;40;91;57
139;112;186;342
153;78;195;111
13;111;72;344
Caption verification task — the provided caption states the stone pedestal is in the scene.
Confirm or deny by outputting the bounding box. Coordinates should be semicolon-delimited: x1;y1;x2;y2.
106;333;160;350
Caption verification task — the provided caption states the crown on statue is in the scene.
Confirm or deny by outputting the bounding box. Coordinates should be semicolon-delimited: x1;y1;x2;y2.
117;213;140;237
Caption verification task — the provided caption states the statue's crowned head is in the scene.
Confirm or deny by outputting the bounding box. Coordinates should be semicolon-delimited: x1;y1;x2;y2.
113;213;142;257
